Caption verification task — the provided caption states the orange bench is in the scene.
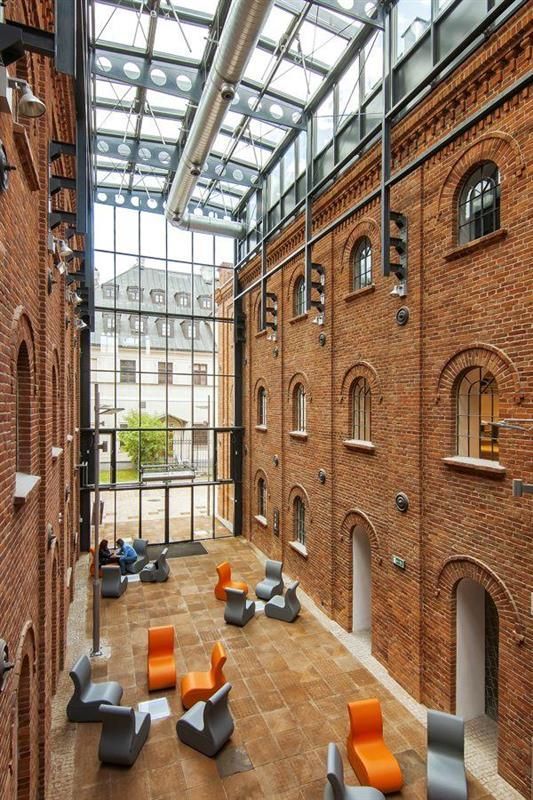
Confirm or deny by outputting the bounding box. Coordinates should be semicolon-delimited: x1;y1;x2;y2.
147;626;176;692
214;561;248;601
180;641;227;709
346;698;403;794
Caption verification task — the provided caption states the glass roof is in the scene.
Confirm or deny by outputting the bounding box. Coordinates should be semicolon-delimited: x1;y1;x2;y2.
91;0;376;218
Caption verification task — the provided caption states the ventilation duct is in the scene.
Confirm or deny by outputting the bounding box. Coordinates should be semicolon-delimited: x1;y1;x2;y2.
166;0;274;238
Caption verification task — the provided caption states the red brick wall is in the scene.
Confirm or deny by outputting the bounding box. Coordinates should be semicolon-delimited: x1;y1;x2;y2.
0;2;80;797
238;7;532;797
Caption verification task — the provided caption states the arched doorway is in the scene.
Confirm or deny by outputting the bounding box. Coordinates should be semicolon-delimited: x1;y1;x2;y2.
456;578;499;721
17;655;33;800
352;526;372;638
51;556;58;692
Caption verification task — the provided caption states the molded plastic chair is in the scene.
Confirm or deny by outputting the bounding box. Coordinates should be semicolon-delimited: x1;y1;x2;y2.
176;682;234;757
140;546;170;583
181;641;227;709
101;564;127;598
66;654;123;722
427;709;467;800
324;743;386;800
147;625;176;691
255;559;284;600
126;538;149;574
346;698;403;794
214;561;248;601
265;580;301;622
98;704;150;766
224;587;255;627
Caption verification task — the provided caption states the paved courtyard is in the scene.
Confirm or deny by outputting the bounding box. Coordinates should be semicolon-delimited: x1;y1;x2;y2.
48;538;497;800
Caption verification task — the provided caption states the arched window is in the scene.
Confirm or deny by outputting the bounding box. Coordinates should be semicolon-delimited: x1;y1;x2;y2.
458;162;500;244
257;386;267;427
293;496;306;546
257;477;267;518
456;367;499;461
352;237;372;290
257;298;264;332
293;383;306;432
16;342;32;473
351;377;371;441
293;275;306;316
52;365;59;445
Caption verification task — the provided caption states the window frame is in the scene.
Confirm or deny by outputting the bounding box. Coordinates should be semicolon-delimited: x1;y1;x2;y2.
193;363;208;386
456;366;499;462
352;237;372;291
458;162;501;245
157;361;173;385
351;377;371;441
293;275;306;317
257;476;267;518
293;496;306;546
120;359;136;384
293;383;306;433
257;386;267;427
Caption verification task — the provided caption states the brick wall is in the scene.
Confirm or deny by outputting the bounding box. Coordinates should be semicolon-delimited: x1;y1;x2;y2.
237;7;532;797
0;2;80;797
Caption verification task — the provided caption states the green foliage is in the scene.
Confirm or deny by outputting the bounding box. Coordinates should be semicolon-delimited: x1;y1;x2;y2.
118;411;168;469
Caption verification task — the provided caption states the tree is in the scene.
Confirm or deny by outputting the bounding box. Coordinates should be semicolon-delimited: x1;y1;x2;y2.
118;411;167;469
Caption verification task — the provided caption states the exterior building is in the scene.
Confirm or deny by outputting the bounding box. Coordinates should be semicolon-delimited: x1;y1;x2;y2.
228;4;533;796
0;1;80;797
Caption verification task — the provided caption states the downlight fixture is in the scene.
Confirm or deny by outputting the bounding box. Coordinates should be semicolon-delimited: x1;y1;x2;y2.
74;318;88;331
9;78;46;118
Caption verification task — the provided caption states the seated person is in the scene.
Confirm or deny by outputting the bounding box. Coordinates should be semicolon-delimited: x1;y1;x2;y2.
98;539;114;567
116;538;138;575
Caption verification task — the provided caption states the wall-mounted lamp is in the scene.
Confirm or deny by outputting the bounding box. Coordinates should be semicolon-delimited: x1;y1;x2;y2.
8;78;46;119
74;317;87;331
0;639;14;691
47;524;57;550
47;268;57;295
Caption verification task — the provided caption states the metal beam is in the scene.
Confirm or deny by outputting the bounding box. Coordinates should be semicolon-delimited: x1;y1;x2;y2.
309;0;383;29
4;21;54;57
55;0;76;75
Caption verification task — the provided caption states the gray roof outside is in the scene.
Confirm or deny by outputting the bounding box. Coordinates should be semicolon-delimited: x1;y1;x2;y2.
93;265;218;353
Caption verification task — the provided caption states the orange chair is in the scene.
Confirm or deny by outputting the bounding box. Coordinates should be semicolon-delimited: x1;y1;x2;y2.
346;698;403;794
214;561;248;601
180;641;227;709
147;626;176;692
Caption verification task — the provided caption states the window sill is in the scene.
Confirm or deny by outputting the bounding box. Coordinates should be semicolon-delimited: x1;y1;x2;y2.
288;312;308;325
14;473;41;507
255;329;268;339
289;540;308;559
444;228;507;261
344;284;375;303
442;456;506;477
51;446;63;461
289;431;308;441
66;434;73;443
343;439;375;453
255;425;268;433
254;514;268;528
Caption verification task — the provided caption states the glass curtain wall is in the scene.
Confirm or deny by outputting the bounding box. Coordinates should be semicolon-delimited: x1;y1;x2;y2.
91;203;235;544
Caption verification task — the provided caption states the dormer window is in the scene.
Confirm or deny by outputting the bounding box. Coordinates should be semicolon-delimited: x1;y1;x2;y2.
175;291;191;308
103;283;118;299
157;319;174;338
127;285;142;302
182;320;199;339
129;315;147;334
198;294;212;310
151;290;165;305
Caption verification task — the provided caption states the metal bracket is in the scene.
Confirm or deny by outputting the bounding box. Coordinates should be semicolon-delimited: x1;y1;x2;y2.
512;479;533;498
0;24;25;66
50;210;77;229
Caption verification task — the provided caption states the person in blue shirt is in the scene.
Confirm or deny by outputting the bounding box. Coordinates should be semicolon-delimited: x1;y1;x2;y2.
116;539;137;574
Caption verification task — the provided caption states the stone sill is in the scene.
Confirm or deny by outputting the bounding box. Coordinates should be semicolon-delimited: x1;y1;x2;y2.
255;425;268;433
442;456;506;478
344;284;375;303
14;472;41;507
289;431;308;442
51;446;63;461
67;434;74;443
343;439;375;453
289;540;308;559
255;329;268;339
444;228;507;261
66;567;73;587
288;312;308;325
254;514;268;529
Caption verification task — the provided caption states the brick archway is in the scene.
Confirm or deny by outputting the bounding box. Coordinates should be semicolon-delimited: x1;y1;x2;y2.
340;217;380;277
9;623;37;800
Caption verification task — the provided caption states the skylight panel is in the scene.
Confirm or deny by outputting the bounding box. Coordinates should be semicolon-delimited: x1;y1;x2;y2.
161;0;218;14
94;3;149;51
96;108;139;136
145;90;188;115
246;119;285;146
141;115;182;142
97;168;125;187
244;48;274;84
261;6;295;42
132;171;166;191
290;20;349;68
267;61;322;102
222;110;245;132
153;17;210;61
95;79;137;105
231;140;270;169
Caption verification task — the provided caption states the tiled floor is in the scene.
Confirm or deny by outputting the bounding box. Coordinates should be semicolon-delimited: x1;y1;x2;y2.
49;538;497;800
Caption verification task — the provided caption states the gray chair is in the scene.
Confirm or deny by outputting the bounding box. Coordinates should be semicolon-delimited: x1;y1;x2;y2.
224;587;255;627
66;655;123;722
140;546;170;583
265;580;301;622
101;564;127;598
427;709;467;800
255;559;284;600
324;743;386;800
176;682;234;757
126;538;149;574
98;704;150;766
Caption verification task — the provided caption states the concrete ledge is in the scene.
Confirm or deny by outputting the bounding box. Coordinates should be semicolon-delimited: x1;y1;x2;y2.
344;284;375;303
444;228;507;261
289;540;308;559
255;425;267;433
289;431;308;442
442;456;506;477
51;446;64;461
254;514;268;529
343;438;375;453
14;472;41;507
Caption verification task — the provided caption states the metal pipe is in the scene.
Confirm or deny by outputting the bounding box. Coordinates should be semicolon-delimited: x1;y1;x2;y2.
178;211;246;238
166;0;274;236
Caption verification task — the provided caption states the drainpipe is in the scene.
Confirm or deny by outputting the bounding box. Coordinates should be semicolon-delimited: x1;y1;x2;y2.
166;0;273;238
